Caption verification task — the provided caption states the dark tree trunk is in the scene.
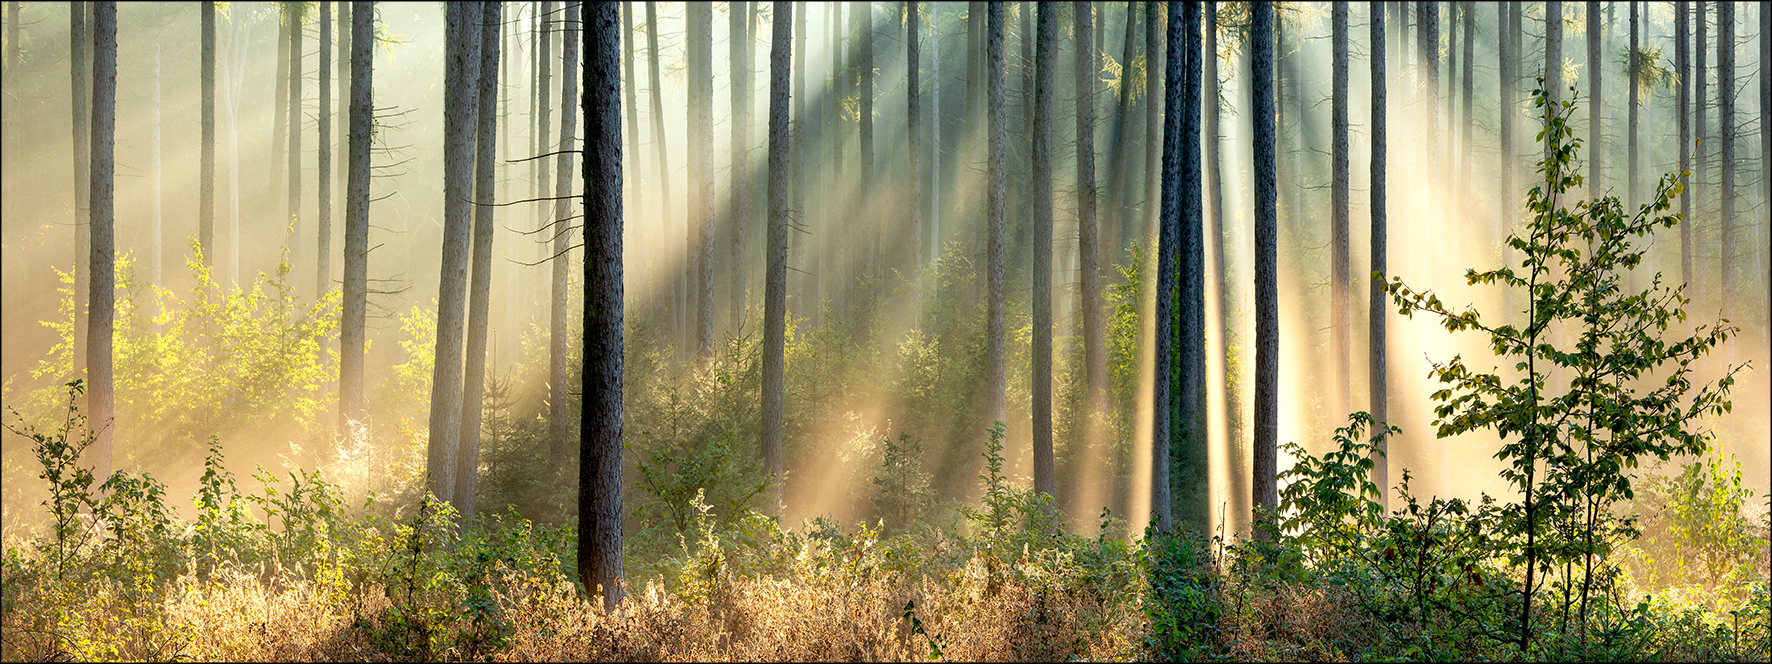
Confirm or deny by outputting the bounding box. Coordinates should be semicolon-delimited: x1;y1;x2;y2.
201;2;215;268
861;2;875;281
1151;0;1176;536
551;1;581;452
1143;1;1159;245
1077;0;1104;413
689;2;715;357
730;0;750;333
1719;0;1733;319
318;2;331;299
1107;2;1135;256
762;0;793;516
1678;1;1690;291
909;1;922;288
1368;1;1388;511
458;1;502;521
341;0;372;433
986;2;1005;425
580;0;625;610
644;1;679;356
1175;0;1205;536
87;0;115;482
428;1;482;508
1589;0;1602;195
1630;1;1639;206
1332;1;1350;434
1250;0;1277;536
1031;1;1055;503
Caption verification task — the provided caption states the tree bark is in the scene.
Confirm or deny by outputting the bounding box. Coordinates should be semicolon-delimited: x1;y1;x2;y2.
318;2;331;299
1151;0;1176;536
644;1;679;355
537;1;554;366
1589;1;1602;196
427;1;482;508
458;0;501;521
288;3;304;280
1143;1;1159;245
1250;0;1277;535
762;0;793;517
1207;0;1244;537
341;0;372;434
580;0;625;610
1500;1;1514;253
1368;1;1388;512
930;2;941;272
1718;0;1733;319
689;2;715;358
1332;1;1350;436
1175;0;1205;536
552;1;581;454
71;1;88;392
1077;1;1103;413
1545;1;1561;107
792;1;807;319
1678;1;1690;291
623;2;641;244
860;2;875;281
87;0;116;483
1031;1;1055;504
202;2;215;268
1696;1;1707;307
909;1;922;283
986;2;1006;426
730;1;750;333
1629;1;1639;206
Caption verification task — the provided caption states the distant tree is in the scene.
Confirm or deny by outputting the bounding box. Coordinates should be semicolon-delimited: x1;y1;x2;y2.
1677;1;1690;292
859;1;875;280
317;1;332;300
1718;0;1733;320
551;1;582;452
1250;0;1277;535
1331;0;1350;453
536;1;554;355
70;1;89;396
1629;1;1639;207
792;1;807;318
1695;0;1707;306
1031;1;1055;503
147;5;161;286
1500;1;1515;248
622;2;641;232
1143;1;1159;242
689;2;714;357
643;1;680;355
1106;2;1136;253
458;0;502;520
1366;1;1388;510
201;2;215;269
986;1;1005;426
762;0;793;515
287;1;304;284
87;0;116;483
1076;0;1103;412
730;0;749;333
580;0;625;611
908;1;921;289
1589;0;1603;196
340;0;372;433
427;1;482;508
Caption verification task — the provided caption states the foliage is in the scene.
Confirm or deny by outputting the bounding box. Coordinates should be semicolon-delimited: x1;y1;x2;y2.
871;430;934;535
1619;452;1771;611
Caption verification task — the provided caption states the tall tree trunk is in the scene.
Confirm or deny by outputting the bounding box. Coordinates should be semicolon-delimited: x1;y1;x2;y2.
1107;2;1135;256
1419;0;1443;494
551;1;581;454
1589;0;1602;195
537;1;554;358
1151;0;1176;536
827;3;843;319
1629;1;1639;206
1368;1;1388;512
643;2;679;356
149;8;162;286
1206;0;1243;536
1143;1;1159;245
87;0;115;483
1678;1;1690;291
339;1;350;268
1696;1;1707;307
1332;1;1350;433
1250;0;1277;536
1763;2;1771;318
792;1;807;319
318;2;331;300
71;1;88;390
288;3;303;279
341;0;372;434
986;2;1005;426
1175;0;1205;535
1077;1;1103;412
225;9;245;286
930;2;941;271
1460;1;1472;234
458;1;501;522
762;0;793;516
730;1;750;333
861;2;875;282
1718;0;1733;320
428;1;482;508
689;2;715;357
202;2;215;268
273;7;287;252
1545;1;1561;107
581;0;625;610
623;2;641;248
1031;1;1055;503
1500;1;1514;256
909;1;922;283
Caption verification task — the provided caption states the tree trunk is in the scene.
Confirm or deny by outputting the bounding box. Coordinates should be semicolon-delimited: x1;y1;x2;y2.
986;2;1005;426
762;0;793;516
1629;1;1639;206
552;1;582;455
457;0;501;522
225;9;245;286
827;3;843;319
1678;1;1690;291
730;1;750;333
580;0;625;610
1206;0;1244;537
1500;1;1514;256
71;1;88;389
1460;1;1472;240
318;2;331;300
1332;1;1350;435
1763;2;1771;320
1250;0;1277;536
537;1;554;368
1589;0;1602;195
623;2;641;247
1077;1;1103;413
1107;2;1135;256
341;0;372;434
1031;1;1055;503
427;1;482;508
87;0;116;483
644;2;679;356
339;1;350;265
1545;2;1561;107
930;2;941;272
202;2;215;268
273;8;287;250
1368;1;1388;512
1696;1;1707;307
1718;0;1733;320
689;2;714;358
1151;0;1176;536
861;2;875;282
1176;1;1205;536
792;1;807;319
149;8;162;286
288;3;303;279
909;1;922;283
1143;1;1159;245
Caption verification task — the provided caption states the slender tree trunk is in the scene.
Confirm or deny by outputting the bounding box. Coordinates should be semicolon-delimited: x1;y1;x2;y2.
730;1;750;333
1108;2;1135;256
428;1;482;508
318;2;331;300
827;3;843;318
273;8;287;249
1460;1;1472;230
71;1;88;390
1719;0;1733;319
1077;1;1103;412
1420;0;1444;494
861;2;876;282
149;8;162;286
1332;1;1350;432
1250;0;1277;535
581;0;625;610
1207;0;1243;536
762;0;793;516
226;10;245;286
931;2;941;270
1678;1;1690;291
457;1;501;521
1629;1;1639;206
341;0;372;434
910;1;922;285
792;1;806;319
339;1;350;265
288;3;303;278
1151;0;1175;536
1143;1;1159;244
1175;0;1205;535
1697;1;1707;307
1589;1;1602;195
623;2;641;248
1545;2;1561;107
87;0;115;483
1763;3;1771;319
1031;1;1055;503
202;2;215;268
1501;1;1514;252
537;1;554;364
986;2;1006;425
689;2;715;357
551;1;581;453
643;2;679;356
1368;1;1388;512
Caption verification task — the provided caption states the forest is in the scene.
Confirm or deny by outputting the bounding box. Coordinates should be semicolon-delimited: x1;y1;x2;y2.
0;1;1768;661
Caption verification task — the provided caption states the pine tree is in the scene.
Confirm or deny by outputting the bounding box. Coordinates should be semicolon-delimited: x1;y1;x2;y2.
458;0;502;519
87;0;116;483
201;2;216;269
1031;1;1055;503
762;0;793;515
986;2;1006;426
427;1;483;508
689;1;715;357
1250;0;1278;534
340;0;372;433
580;0;626;610
1367;0;1388;511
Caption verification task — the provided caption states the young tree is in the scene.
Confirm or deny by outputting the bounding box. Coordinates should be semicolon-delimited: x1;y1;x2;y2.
1367;1;1388;511
986;1;1005;426
340;0;372;433
1076;0;1103;411
87;0;116;483
427;1;482;508
1250;0;1277;534
729;0;749;333
1031;1;1055;503
318;1;332;300
580;0;625;610
761;0;792;516
458;1;502;520
201;2;215;268
688;2;714;358
1331;0;1350;435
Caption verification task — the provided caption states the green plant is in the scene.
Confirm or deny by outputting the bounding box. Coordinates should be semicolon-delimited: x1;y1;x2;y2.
872;430;934;534
3;381;101;583
1276;412;1394;566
